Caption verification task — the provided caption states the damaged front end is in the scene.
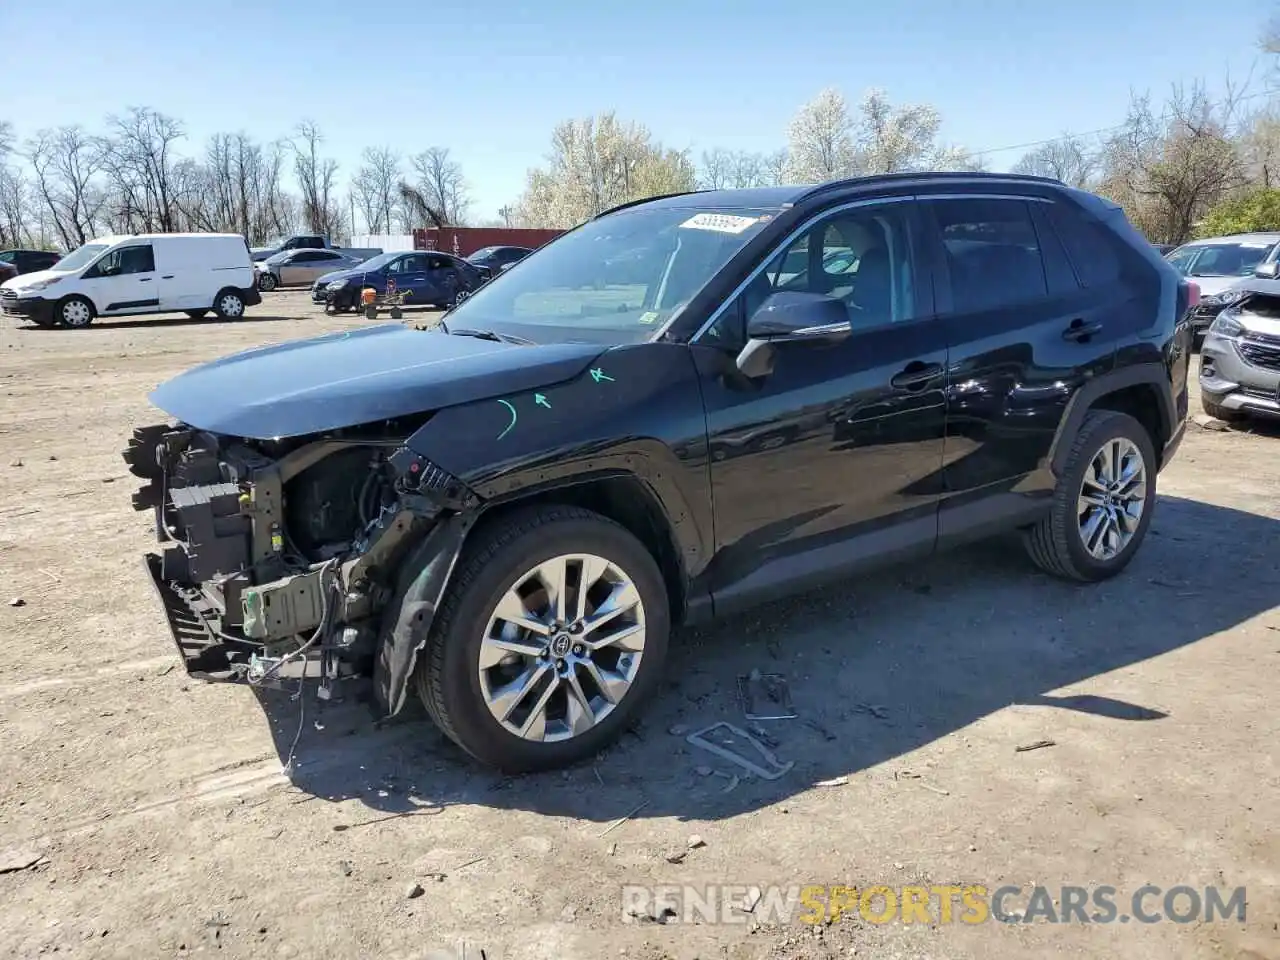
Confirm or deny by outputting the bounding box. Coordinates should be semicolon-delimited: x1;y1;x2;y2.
122;422;479;714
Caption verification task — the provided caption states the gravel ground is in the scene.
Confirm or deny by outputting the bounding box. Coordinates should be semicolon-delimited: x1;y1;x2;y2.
0;290;1277;959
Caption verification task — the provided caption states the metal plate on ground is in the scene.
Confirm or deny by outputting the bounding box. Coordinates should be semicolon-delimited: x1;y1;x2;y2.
737;671;796;720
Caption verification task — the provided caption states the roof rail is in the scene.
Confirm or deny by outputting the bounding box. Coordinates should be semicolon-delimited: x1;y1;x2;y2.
593;189;707;219
797;170;1065;203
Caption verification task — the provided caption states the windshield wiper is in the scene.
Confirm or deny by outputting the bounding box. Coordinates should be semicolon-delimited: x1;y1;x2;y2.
445;326;534;345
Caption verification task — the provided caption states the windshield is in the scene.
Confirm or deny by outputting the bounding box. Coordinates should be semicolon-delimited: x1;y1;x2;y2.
54;243;109;272
0;252;14;263
467;247;498;260
443;206;779;343
1167;241;1274;277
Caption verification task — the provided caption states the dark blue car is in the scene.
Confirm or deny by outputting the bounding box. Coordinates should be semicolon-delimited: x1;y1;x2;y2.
311;250;484;311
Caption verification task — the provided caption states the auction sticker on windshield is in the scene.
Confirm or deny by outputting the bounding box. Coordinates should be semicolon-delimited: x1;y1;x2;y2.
680;213;761;234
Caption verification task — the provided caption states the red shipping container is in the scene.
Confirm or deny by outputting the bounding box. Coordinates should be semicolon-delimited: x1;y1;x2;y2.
413;227;565;257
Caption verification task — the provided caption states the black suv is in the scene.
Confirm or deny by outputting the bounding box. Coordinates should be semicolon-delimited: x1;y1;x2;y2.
0;248;61;282
123;172;1191;772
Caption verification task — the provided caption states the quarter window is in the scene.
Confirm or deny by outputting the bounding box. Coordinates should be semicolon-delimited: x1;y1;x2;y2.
931;198;1048;312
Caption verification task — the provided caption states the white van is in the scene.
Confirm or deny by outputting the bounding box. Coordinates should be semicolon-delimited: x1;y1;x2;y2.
0;233;260;328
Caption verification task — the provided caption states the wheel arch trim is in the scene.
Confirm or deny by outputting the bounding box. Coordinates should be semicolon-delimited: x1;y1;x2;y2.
1048;363;1177;477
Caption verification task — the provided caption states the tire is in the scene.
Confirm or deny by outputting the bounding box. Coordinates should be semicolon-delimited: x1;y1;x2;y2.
213;289;246;320
1201;394;1241;422
56;295;95;329
184;309;208;320
413;505;670;772
257;273;278;292
1023;409;1157;582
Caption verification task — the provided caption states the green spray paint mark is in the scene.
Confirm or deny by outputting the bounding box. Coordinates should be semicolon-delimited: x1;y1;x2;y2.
496;399;517;439
535;393;552;409
590;367;615;383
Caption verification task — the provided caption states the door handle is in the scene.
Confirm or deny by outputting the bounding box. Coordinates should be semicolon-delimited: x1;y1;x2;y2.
161;275;174;279
1062;319;1103;342
138;277;152;282
890;361;943;391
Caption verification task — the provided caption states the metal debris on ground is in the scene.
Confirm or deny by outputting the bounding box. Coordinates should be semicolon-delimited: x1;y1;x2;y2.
737;669;797;720
8;598;24;607
687;834;706;849
686;721;794;780
1015;739;1057;753
815;776;849;787
405;882;425;899
596;799;649;838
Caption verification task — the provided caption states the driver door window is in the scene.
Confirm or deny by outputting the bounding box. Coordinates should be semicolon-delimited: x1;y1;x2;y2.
708;204;918;345
84;244;155;278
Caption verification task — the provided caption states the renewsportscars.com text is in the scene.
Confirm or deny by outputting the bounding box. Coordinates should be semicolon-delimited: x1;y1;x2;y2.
621;883;1247;926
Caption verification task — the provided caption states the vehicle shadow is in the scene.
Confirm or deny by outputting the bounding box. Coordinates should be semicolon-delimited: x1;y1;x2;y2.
251;493;1280;823
14;315;307;331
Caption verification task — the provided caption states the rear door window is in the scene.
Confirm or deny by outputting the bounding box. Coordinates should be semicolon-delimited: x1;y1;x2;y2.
929;198;1049;313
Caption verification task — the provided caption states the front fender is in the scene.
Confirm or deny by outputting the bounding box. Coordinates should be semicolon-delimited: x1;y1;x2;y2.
403;341;716;577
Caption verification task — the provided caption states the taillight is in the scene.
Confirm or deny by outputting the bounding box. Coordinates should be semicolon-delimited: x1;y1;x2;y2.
1185;281;1200;309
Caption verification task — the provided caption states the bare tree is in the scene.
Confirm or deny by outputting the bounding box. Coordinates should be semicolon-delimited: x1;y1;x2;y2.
408;147;469;226
351;146;401;233
1097;85;1244;244
398;182;447;229
100;107;184;232
27;126;105;249
292;121;341;236
761;149;789;186
698;147;735;189
1012;135;1098;187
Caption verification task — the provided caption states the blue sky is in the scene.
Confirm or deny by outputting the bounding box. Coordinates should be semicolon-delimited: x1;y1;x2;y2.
2;0;1274;222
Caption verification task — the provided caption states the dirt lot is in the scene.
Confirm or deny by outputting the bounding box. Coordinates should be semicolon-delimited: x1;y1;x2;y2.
1;291;1277;960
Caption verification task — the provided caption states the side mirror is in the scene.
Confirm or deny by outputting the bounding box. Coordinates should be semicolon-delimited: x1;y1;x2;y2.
1254;261;1279;280
735;291;851;378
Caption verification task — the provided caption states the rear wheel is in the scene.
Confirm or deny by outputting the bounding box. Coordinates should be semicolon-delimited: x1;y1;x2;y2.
413;505;670;772
1024;410;1157;582
214;290;245;320
56;295;95;328
257;273;278;292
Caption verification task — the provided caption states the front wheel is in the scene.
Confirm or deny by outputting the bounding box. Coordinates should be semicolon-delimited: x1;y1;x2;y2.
413;505;670;772
57;296;95;328
1024;410;1157;582
257;273;278;292
214;290;245;320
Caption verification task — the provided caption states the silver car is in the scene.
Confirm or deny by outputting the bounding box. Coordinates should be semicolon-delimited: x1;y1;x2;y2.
1199;291;1280;422
255;249;368;291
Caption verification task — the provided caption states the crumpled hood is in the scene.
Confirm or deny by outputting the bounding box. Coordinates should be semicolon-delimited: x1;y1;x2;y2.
148;323;605;439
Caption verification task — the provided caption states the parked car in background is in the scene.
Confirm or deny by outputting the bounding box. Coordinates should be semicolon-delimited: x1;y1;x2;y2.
125;172;1190;772
466;245;533;280
1165;233;1280;338
1199;279;1280;422
311;250;485;311
249;233;381;263
1;233;259;328
0;249;62;283
255;249;370;291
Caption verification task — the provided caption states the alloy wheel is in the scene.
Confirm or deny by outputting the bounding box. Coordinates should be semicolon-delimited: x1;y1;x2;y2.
1077;437;1147;560
477;553;646;742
